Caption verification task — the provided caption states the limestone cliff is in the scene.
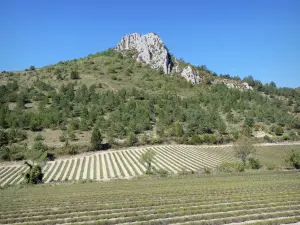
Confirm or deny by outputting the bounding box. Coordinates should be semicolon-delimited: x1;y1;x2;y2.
116;32;201;84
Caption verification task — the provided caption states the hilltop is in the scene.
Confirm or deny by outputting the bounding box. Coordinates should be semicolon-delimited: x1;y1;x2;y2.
0;32;300;161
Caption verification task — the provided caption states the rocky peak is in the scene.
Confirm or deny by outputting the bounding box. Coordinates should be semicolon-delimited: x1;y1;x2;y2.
117;32;173;74
116;32;201;84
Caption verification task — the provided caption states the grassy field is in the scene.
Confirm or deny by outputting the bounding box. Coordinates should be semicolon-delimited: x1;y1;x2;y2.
0;171;299;224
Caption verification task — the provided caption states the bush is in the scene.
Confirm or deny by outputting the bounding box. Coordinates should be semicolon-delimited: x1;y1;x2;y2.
91;127;102;150
34;134;44;141
274;126;284;136
127;132;137;146
150;137;163;145
285;150;300;169
235;162;245;172
155;168;169;177
56;73;63;80
203;167;212;174
70;70;80;79
248;157;261;170
29;65;35;71
0;144;26;161
24;164;43;184
59;133;66;142
218;162;245;173
263;135;272;142
57;143;79;155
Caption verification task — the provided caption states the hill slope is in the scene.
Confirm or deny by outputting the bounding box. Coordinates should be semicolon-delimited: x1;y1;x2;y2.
0;32;300;161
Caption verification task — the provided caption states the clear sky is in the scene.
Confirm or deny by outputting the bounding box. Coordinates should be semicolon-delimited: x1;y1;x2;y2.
1;0;299;88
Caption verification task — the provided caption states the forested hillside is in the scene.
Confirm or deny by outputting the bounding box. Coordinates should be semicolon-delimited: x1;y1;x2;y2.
0;49;300;161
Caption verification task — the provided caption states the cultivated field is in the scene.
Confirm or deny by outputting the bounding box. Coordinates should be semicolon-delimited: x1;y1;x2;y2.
1;144;300;187
0;171;299;225
0;145;235;187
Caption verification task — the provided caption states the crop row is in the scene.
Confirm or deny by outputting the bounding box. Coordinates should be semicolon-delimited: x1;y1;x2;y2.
0;145;235;186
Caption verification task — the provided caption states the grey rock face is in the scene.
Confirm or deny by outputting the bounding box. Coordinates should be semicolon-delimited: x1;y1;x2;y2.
212;79;253;90
117;33;173;74
175;65;201;84
116;32;201;84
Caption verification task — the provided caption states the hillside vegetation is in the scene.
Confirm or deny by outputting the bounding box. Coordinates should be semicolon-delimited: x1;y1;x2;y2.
0;49;300;161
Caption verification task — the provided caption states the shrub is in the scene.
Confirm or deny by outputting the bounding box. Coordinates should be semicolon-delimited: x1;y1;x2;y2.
91;127;102;150
155;168;169;177
150;137;163;145
29;65;35;71
34;134;44;141
263;135;272;142
68;130;76;141
70;70;80;79
275;126;284;136
218;162;245;173
56;73;63;80
178;168;192;176
248;157;261;170
218;162;235;173
203;167;212;174
285;150;300;169
0;144;26;161
235;162;245;172
59;133;66;142
24;164;43;184
57;143;79;155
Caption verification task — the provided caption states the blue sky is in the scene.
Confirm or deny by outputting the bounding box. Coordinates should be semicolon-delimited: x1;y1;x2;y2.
1;0;299;88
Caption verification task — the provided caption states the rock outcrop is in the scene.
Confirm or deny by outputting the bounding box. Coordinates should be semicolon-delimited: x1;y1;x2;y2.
174;65;201;84
117;33;173;74
116;32;201;84
212;79;253;90
116;32;251;89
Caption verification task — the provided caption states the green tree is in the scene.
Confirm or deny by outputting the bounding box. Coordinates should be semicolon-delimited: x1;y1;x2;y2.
91;127;102;150
233;137;256;165
29;65;35;71
140;149;156;174
24;140;48;184
127;132;137;146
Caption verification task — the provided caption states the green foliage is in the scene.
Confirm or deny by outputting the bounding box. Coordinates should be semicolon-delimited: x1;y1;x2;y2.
155;168;169;177
91;127;102;150
26;140;48;165
70;70;80;79
34;134;44;141
244;117;254;127
127;132;137;146
24;164;43;184
140;149;156;174
23;140;48;184
29;65;35;71
285;150;300;169
248;157;262;170
59;132;66;142
274;126;284;136
217;162;245;173
57;142;79;155
234;137;256;164
0;144;26;161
